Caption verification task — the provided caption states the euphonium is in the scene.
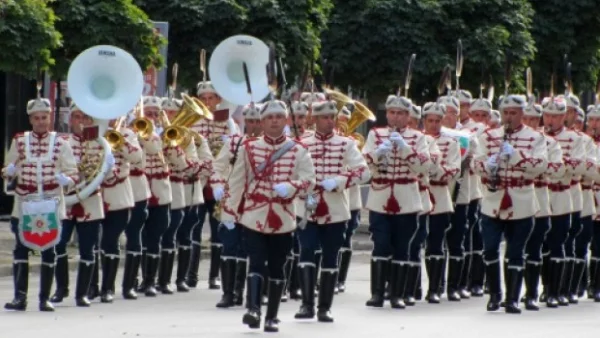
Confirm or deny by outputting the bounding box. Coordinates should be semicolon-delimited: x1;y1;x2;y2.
163;93;213;148
325;88;375;149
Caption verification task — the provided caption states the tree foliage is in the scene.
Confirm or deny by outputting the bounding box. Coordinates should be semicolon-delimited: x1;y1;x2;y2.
0;0;62;78
322;0;536;102
530;0;600;96
49;0;165;80
136;0;333;92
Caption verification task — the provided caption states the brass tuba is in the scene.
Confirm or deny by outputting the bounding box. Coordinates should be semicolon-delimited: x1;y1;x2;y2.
163;93;214;148
324;88;376;149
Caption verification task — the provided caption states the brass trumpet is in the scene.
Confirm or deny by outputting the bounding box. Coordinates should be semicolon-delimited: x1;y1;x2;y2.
131;97;154;139
104;116;126;150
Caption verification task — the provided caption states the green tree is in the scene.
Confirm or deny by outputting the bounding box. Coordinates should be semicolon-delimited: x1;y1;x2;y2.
136;0;333;92
529;0;600;96
322;0;536;103
49;0;165;81
0;0;62;78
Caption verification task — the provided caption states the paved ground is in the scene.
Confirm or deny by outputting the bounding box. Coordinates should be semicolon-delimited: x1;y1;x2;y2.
1;252;599;337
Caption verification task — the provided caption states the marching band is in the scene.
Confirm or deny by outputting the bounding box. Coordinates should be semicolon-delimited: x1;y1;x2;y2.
5;38;600;335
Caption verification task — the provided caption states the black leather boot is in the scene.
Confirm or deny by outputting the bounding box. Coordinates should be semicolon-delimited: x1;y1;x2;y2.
504;268;523;314
122;253;140;300
404;264;418;306
242;274;263;329
5;262;28;311
337;249;352;293
157;250;175;295
438;254;447;297
365;259;387;307
426;258;443;304
216;258;236;308
100;255;120;303
281;256;293;302
175;247;191;292
389;263;407;309
579;260;588;298
558;260;571;306
485;261;502;311
50;255;69;303
208;245;222;290
447;258;463;301
135;250;146;292
415;264;423;300
264;279;284;332
39;264;55;312
314;251;322;292
234;259;247;306
143;255;159;297
459;254;472;298
568;260;584;304
470;253;485;297
186;243;201;288
87;252;100;301
317;271;337;322
593;260;600;302
75;262;94;307
288;255;301;300
523;263;541;311
294;265;316;319
547;259;561;308
539;255;550;302
588;259;597;299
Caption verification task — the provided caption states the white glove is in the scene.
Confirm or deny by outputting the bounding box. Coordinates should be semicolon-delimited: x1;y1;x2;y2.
319;178;338;192
220;221;235;230
55;173;73;187
486;154;499;171
155;127;164;136
213;186;225;202
501;141;515;157
375;140;393;157
4;163;16;177
389;132;407;149
221;135;230;143
273;183;291;198
105;153;116;168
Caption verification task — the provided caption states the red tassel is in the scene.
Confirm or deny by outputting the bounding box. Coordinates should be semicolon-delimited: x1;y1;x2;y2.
266;207;283;232
71;203;85;218
149;194;159;207
314;197;329;218
103;202;110;212
500;190;513;210
384;194;401;214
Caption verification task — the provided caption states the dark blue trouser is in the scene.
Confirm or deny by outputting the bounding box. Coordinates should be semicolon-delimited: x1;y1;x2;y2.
10;217;55;264
196;199;220;246
565;212;582;258
409;214;428;263
161;208;185;250
177;205;198;248
56;219;101;263
464;200;483;254
343;210;361;249
575;216;594;261
426;213;450;258
219;223;247;259
298;222;346;269
101;209;130;256
547;214;571;260
368;211;419;262
142;205;169;255
591;221;600;259
125;200;148;253
480;215;533;268
245;228;293;280
525;217;551;264
448;204;468;259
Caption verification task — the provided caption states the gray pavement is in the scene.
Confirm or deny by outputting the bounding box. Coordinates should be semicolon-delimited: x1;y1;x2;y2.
0;252;599;337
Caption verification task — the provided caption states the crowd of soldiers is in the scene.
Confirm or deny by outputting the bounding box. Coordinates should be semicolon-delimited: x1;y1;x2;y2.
3;74;600;333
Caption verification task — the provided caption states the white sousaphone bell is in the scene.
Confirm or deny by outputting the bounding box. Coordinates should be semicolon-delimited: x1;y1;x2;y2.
208;35;270;106
65;45;144;206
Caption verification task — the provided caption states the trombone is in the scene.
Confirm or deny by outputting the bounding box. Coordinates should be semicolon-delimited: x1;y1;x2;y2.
104;116;126;150
132;96;154;139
